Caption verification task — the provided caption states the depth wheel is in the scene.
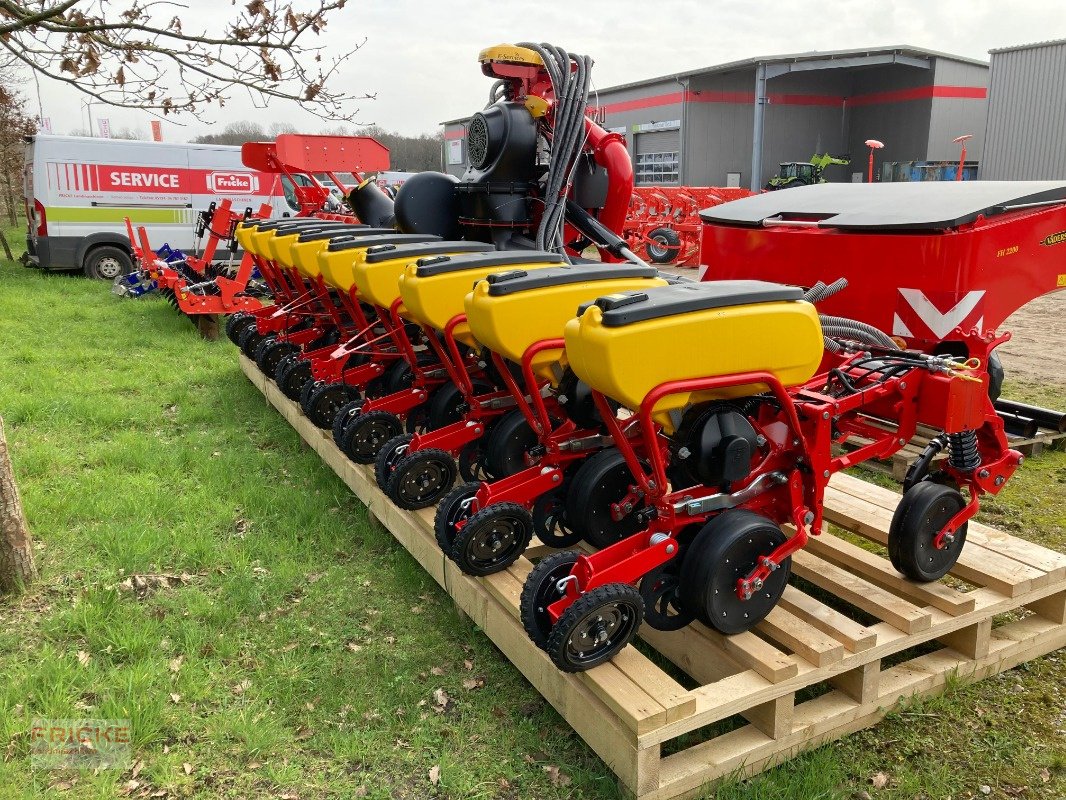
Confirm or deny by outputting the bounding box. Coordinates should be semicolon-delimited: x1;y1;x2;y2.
299;378;321;412
305;382;359;429
375;433;413;491
888;481;968;582
332;400;363;446
434;481;482;553
680;510;790;635
458;440;494;483
255;338;299;377
278;358;312;401
449;502;533;576
426;384;467;430
226;312;256;345
385;448;457;510
531;492;583;548
340;410;404;464
239;325;272;359
483;410;538;478
545;584;644;672
565;449;648;549
519;551;580;650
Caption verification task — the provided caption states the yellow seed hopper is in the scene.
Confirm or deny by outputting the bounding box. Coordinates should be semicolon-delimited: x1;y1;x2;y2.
353;242;495;311
465;263;669;383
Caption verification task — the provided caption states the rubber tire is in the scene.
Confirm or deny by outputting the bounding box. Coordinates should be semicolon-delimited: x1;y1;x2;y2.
449;502;534;576
333;400;364;446
239;325;272;360
226;312;256;345
340;410;404;464
434;481;482;552
519;551;581;650
987;350;1004;403
545;584;644;672
679;510;790;635
375;433;414;491
565;449;647;549
384;448;457;510
645;227;682;264
426;383;468;431
255;338;299;377
299;377;321;412
305;382;358;429
888;481;968;582
483;410;539;479
83;245;132;281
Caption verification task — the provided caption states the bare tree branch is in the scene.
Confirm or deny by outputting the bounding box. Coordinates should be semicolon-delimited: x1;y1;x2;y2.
0;0;368;121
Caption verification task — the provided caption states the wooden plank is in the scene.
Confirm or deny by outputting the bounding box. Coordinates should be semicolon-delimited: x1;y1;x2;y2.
755;606;845;667
743;693;794;739
700;626;799;683
938;619;992;659
776;585;878;652
829;660;880;704
1027;590;1066;625
791;550;932;634
823;485;1039;597
805;533;976;616
832;473;1066;581
611;647;698;724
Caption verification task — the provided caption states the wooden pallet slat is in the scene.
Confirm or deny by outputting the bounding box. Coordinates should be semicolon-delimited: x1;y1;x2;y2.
240;356;1066;800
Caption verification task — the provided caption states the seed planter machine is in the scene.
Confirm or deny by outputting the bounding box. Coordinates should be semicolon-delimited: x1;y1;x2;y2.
231;43;1066;800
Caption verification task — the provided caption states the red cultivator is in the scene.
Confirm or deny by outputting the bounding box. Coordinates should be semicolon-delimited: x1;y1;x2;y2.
624;186;754;266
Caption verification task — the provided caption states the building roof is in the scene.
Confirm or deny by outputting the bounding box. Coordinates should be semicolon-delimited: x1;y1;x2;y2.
594;44;988;96
440;44;988;125
989;38;1066;55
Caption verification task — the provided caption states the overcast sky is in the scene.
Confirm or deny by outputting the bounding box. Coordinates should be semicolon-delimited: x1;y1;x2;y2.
25;0;1066;141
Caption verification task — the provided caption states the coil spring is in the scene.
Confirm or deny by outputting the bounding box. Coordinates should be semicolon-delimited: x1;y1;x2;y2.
947;431;981;473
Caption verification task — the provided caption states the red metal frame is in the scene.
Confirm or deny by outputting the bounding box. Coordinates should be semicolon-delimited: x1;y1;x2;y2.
544;328;1022;624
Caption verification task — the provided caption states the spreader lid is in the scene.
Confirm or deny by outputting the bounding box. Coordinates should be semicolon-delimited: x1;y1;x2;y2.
699;181;1066;231
580;280;802;327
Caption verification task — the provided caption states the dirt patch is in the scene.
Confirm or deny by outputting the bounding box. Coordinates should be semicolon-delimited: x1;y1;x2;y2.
998;291;1066;389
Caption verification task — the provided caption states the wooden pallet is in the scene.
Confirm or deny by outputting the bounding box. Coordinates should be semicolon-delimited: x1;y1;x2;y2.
844;419;1066;482
239;355;1066;800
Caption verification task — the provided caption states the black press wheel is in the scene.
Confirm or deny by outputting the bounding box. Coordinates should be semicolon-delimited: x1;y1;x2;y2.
299;377;321;412
83;245;133;280
255;338;299;377
888;480;968;582
426;383;468;431
545;583;644;672
305;382;359;429
450;502;534;577
239;325;272;360
333;400;363;445
531;491;583;548
483;410;539;479
277;357;312;400
384;448;458;510
565;449;648;549
375;433;413;491
679;509;790;635
340;410;404;464
226;312;256;345
645;227;682;264
434;481;482;552
519;551;581;650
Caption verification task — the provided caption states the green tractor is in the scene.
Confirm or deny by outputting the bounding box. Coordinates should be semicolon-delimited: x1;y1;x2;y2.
764;153;850;190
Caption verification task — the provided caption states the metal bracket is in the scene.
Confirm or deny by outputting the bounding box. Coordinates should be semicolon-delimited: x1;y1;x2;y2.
675;471;788;516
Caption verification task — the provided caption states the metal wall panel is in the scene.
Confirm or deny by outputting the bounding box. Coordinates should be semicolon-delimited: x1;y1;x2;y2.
983;42;1066;179
927;60;988;160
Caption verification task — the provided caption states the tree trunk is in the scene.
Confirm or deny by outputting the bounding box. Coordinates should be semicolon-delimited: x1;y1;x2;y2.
2;167;16;228
0;228;12;261
0;416;37;594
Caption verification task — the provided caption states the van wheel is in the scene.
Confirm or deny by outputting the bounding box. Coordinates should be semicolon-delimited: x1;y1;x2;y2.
84;246;133;281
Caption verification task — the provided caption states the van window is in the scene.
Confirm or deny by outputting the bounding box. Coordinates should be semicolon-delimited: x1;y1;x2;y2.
280;174;315;212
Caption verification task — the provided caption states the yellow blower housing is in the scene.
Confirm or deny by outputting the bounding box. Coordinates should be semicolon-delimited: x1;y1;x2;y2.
315;233;441;291
564;280;824;428
353;242;494;310
398;252;565;347
465;263;670;383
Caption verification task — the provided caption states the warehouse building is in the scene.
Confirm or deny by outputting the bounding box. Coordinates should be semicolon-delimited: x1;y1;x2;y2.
981;39;1066;179
443;45;989;190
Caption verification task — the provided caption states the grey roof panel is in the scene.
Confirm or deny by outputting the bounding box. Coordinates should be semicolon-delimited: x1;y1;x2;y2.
698;181;1066;231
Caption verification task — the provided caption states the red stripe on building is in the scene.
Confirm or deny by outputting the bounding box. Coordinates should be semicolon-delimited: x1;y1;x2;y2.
848;85;987;106
443;128;465;140
593;84;986;115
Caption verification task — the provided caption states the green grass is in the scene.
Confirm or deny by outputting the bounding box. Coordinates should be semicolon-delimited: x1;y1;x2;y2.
0;219;1063;799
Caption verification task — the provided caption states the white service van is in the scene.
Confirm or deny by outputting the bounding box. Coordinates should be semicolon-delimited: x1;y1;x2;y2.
23;135;308;278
